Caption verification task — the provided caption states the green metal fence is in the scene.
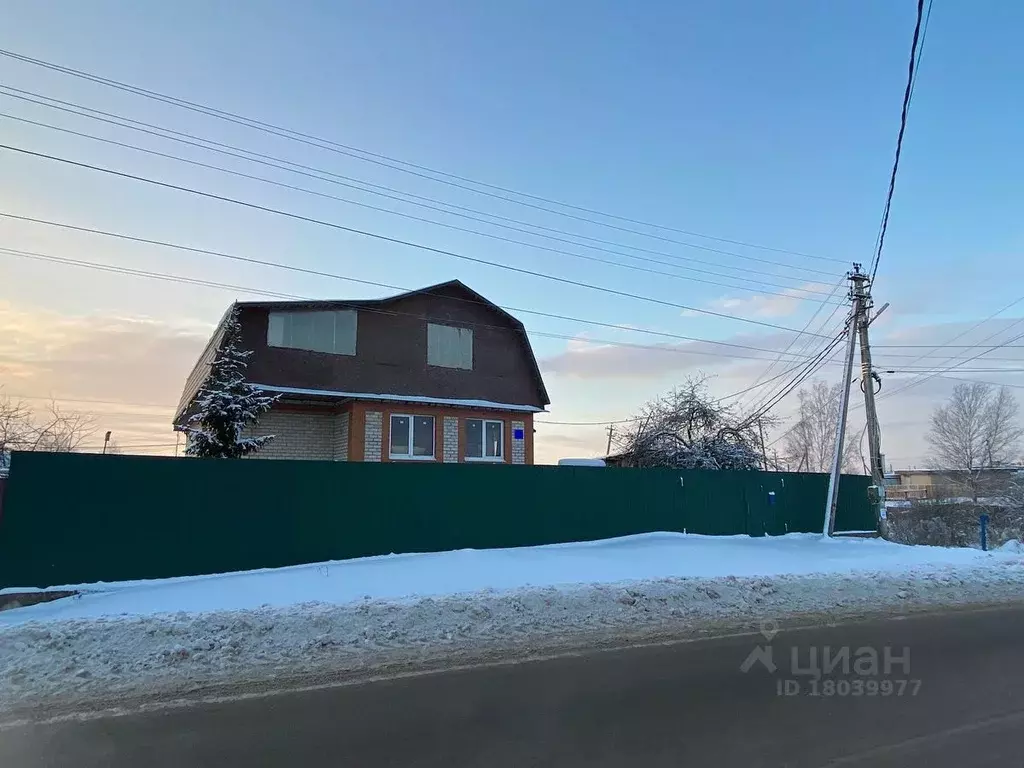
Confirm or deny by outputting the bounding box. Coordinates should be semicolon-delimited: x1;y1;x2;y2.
0;452;874;588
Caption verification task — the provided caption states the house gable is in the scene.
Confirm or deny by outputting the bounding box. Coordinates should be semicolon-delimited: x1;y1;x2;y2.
175;280;548;425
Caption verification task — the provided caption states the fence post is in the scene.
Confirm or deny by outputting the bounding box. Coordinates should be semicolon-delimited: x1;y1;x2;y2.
980;513;989;552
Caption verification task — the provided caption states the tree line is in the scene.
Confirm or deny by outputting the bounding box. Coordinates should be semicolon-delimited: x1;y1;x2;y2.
611;375;1023;487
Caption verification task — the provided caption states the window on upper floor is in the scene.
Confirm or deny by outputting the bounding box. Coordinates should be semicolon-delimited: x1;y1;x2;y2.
267;310;357;355
465;418;503;461
427;323;473;369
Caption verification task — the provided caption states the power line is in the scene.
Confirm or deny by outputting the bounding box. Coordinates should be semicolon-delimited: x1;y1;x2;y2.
743;294;849;415
876;344;1024;349
859;294;1024;405
869;0;929;282
536;418;640;427
0;212;843;362
0;87;843;286
534;361;840;427
0;47;844;267
0;143;834;339
741;330;849;426
877;321;1024;402
0;109;841;304
876;370;1024;376
739;276;847;407
4;393;176;409
0;245;842;367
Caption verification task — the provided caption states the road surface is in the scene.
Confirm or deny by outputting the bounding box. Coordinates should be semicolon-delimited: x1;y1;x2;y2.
3;605;1024;767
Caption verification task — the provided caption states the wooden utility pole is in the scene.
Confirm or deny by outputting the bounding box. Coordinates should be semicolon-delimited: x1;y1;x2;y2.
855;271;888;536
605;424;615;455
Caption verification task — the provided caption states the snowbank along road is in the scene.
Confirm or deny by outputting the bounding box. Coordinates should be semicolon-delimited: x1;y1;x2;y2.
1;533;1023;717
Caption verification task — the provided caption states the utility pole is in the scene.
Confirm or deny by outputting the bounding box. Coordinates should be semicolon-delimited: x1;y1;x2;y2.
822;265;863;536
605;424;615;456
855;269;888;536
757;417;769;471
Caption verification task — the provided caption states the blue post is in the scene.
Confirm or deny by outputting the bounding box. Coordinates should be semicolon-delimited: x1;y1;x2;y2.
980;513;990;552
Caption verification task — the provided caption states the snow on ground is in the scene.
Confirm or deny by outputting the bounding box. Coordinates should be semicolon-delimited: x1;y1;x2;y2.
0;533;1009;625
1;533;1023;715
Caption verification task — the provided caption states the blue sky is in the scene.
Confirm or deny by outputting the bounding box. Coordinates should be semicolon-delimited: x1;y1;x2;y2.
2;0;1023;463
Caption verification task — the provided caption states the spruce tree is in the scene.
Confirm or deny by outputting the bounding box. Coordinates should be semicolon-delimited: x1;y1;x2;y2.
184;308;279;458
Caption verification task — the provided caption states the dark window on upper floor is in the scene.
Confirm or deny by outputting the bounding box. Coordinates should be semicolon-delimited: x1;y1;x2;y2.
268;310;357;355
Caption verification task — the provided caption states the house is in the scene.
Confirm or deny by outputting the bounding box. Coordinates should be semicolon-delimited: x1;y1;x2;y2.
886;466;1023;501
174;280;549;464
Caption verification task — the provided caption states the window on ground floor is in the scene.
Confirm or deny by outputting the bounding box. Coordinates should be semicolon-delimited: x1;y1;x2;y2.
465;418;503;461
390;414;435;459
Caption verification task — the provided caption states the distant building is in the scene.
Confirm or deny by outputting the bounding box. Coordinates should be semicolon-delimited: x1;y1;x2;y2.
886;466;1023;501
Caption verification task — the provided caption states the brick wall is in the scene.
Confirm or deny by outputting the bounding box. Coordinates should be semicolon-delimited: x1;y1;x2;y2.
243;409;336;460
333;412;350;461
243;402;533;464
511;419;526;465
443;416;459;463
364;411;383;462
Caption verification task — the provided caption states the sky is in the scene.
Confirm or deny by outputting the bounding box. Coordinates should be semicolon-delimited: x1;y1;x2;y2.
1;0;1023;465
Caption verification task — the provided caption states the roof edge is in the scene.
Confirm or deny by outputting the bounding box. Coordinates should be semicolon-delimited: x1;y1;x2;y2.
254;384;546;413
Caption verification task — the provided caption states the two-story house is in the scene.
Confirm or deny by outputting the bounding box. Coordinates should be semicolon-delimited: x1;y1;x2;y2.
174;280;549;464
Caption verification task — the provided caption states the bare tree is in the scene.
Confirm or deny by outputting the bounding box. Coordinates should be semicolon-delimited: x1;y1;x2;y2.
0;393;35;456
927;382;1023;501
781;380;863;474
613;375;767;470
28;400;97;452
0;391;97;457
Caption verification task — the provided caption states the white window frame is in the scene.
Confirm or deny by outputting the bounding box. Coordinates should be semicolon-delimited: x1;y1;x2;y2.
388;414;435;461
464;418;504;462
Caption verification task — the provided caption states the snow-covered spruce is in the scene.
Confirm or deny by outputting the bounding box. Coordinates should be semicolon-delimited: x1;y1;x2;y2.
184;307;278;458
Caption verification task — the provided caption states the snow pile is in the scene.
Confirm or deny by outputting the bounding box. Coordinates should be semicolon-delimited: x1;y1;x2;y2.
1;533;1022;714
0;533;1007;624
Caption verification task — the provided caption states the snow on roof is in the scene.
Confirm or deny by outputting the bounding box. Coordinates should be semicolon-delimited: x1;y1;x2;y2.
254;384;546;413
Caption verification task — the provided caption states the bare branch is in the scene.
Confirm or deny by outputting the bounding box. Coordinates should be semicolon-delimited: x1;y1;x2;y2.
0;390;97;455
781;379;862;474
612;374;763;470
926;383;1023;501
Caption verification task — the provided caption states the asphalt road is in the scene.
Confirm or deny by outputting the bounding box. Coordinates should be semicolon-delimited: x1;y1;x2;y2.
4;605;1024;767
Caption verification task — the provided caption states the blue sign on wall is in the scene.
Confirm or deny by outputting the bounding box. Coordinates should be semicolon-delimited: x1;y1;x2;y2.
513;428;525;440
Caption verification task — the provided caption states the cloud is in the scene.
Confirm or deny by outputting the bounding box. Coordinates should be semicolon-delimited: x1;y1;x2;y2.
0;301;212;449
696;283;836;320
535;311;1024;471
539;330;796;380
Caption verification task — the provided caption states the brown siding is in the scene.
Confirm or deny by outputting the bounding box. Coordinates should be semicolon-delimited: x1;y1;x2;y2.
237;288;545;408
349;403;367;462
